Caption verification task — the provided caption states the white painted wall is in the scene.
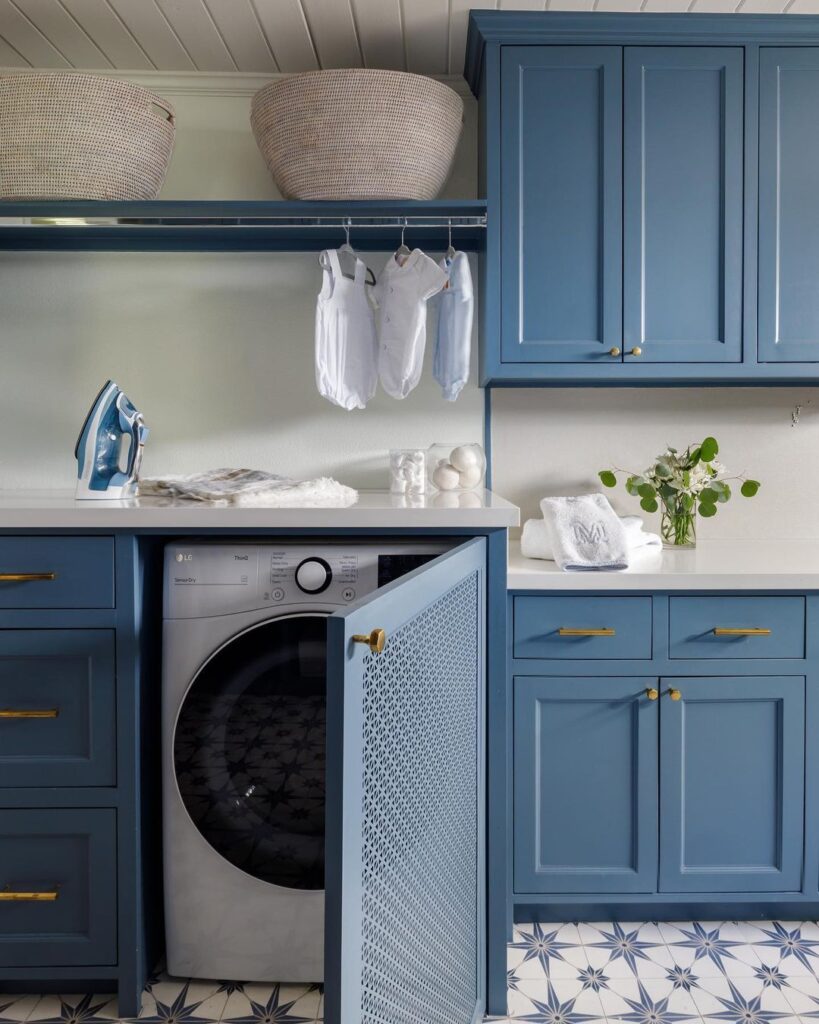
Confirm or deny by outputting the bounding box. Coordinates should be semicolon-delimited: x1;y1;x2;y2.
491;388;819;539
0;72;481;491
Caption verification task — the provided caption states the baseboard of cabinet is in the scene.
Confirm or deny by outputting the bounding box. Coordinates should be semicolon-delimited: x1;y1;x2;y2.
513;896;819;923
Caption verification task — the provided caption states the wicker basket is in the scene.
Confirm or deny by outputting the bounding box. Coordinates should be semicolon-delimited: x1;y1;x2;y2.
0;73;175;201
250;70;463;201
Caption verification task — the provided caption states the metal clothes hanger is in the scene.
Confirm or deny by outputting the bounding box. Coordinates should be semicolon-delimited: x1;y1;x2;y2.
394;218;412;265
331;218;376;285
446;218;456;260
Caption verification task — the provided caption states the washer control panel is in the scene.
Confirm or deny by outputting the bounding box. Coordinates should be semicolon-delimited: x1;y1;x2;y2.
163;542;446;620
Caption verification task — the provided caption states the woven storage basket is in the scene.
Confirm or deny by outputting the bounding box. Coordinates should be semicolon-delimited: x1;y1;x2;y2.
0;73;175;200
251;69;463;201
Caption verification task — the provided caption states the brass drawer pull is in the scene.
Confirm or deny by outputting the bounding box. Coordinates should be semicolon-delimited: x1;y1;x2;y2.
713;627;771;637
0;573;56;582
558;628;615;637
666;687;682;701
0;889;58;901
0;709;58;719
352;628;386;655
645;687;659;701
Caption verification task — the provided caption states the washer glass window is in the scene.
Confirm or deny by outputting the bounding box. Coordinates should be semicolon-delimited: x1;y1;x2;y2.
174;616;326;890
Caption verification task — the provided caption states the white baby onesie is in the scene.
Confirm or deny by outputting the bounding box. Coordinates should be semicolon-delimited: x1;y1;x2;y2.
374;249;447;400
315;248;378;411
434;251;474;401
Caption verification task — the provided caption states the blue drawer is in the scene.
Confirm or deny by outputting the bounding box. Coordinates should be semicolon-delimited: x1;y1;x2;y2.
513;596;653;660
0;808;117;967
0;630;115;787
668;596;805;659
0;537;114;609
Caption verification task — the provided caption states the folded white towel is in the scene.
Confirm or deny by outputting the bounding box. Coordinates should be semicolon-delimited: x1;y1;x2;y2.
540;494;629;571
521;512;662;561
139;469;358;508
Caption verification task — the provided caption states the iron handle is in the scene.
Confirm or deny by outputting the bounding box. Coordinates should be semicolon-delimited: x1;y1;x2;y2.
352;628;386;655
666;687;682;701
0;709;58;719
0;573;56;582
645;688;659;701
713;627;771;636
0;890;58;902
609;347;621;357
558;627;615;637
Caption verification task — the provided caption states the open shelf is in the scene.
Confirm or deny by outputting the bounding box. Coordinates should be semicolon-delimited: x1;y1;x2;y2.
0;199;487;252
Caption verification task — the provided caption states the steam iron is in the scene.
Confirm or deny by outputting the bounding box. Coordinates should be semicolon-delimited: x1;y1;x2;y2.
75;380;148;500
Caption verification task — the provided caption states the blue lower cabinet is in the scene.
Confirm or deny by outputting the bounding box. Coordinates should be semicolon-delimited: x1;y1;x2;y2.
0;630;116;788
514;676;658;894
0;808;117;967
659;675;805;893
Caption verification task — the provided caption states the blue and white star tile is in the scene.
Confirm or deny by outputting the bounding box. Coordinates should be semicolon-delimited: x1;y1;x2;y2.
745;922;819;977
659;922;761;978
131;977;229;1023
597;976;701;1023
0;995;40;1021
583;922;675;980
507;976;607;1023
221;982;321;1023
691;974;800;1023
509;923;590;979
25;993;118;1023
767;972;819;1018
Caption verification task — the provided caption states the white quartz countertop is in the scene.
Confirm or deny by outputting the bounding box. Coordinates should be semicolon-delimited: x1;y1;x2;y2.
508;539;819;590
0;489;519;530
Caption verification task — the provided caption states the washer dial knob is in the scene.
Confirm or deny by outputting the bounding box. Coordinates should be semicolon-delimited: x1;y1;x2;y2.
295;557;332;594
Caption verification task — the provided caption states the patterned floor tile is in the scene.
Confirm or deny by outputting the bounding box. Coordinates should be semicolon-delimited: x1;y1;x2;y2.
220;983;321;1022
660;922;763;977
509;923;591;979
507;976;607;1021
0;996;40;1022
691;974;799;1020
583;922;674;980
597;976;701;1021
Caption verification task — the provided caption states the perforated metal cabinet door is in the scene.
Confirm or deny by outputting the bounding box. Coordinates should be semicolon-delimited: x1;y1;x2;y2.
324;538;486;1024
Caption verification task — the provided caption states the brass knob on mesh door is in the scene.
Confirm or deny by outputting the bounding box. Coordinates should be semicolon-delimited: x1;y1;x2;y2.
352;628;386;655
609;347;621;357
629;347;642;357
667;687;682;701
645;688;659;701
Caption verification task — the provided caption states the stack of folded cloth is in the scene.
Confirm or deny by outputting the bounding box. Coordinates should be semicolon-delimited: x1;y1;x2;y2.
521;493;662;572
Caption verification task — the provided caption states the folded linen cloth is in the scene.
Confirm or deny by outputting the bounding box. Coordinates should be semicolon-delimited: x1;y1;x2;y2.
139;469;358;508
539;494;629;571
521;512;661;561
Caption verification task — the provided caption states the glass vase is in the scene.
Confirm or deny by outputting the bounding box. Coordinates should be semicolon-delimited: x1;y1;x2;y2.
660;503;696;549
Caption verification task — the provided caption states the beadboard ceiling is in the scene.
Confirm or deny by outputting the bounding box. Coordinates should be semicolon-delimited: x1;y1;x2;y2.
0;0;814;76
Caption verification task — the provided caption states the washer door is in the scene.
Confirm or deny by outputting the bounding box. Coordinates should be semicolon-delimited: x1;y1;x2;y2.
173;615;326;890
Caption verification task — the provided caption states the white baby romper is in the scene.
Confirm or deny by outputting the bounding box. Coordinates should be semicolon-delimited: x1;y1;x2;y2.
374;249;447;399
315;248;378;411
434;251;474;401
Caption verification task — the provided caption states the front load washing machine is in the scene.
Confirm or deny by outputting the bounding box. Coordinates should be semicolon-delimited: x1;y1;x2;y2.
162;540;443;982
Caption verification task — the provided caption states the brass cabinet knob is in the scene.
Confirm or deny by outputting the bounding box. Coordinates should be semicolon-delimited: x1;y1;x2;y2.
609;347;621;357
645;687;659;701
629;347;642;357
352;628;386;655
667;687;682;701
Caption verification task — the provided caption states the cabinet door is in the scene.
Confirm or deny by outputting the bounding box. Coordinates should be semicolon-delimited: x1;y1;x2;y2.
500;46;622;364
759;49;819;362
659;676;804;893
624;47;743;363
514;676;658;894
324;539;485;1024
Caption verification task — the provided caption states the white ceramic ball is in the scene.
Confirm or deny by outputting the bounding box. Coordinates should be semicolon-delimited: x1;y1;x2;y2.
432;462;460;491
449;445;482;473
457;464;483;489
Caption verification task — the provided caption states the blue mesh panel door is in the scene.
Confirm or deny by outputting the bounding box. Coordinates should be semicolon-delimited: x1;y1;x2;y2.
325;539;486;1024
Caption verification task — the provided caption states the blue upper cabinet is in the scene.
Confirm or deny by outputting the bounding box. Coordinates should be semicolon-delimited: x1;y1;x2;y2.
759;48;819;363
500;46;622;364
467;11;819;384
623;47;743;364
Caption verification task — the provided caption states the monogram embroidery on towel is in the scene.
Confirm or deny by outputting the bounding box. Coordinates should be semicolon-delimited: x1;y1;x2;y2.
573;522;608;544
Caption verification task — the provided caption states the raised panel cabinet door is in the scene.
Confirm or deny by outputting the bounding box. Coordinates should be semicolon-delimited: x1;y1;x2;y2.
659;676;804;893
324;539;485;1024
624;47;743;363
514;676;658;894
759;49;819;362
500;46;623;364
